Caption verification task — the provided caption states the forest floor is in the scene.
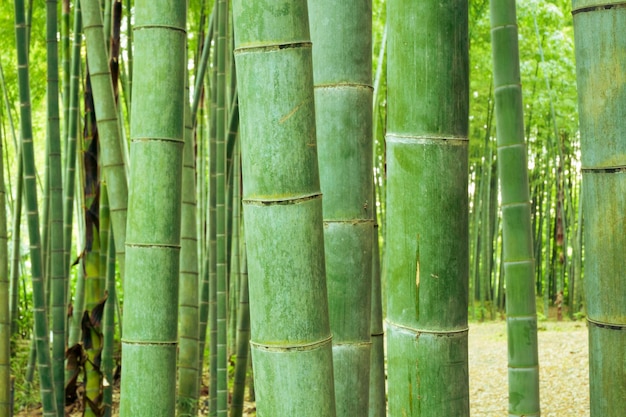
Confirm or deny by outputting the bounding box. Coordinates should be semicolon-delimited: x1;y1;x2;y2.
469;319;589;416
14;319;589;416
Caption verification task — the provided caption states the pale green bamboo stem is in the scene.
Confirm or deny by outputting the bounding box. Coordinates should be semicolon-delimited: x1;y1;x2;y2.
101;226;116;417
80;0;128;278
124;0;132;106
0;88;11;417
9;155;23;336
61;0;70;143
233;1;338;415
103;0;112;51
215;1;229;415
45;1;68;415
369;223;385;417
308;1;374;415
119;1;187;415
229;238;249;417
227;140;240;355
208;31;219;417
177;78;200;417
490;2;541;414
572;3;626;415
191;5;215;128
385;1;470;415
62;0;82;291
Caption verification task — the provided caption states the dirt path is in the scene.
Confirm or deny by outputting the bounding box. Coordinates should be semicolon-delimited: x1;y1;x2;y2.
469;320;589;416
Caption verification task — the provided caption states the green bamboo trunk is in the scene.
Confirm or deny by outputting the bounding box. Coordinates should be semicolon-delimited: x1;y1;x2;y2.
9;156;22;337
571;3;626;415
490;2;541;415
45;1;67;415
62;1;81;285
99;186;114;417
0;97;10;417
385;1;470;416
369;223;385;417
177;80;200;417
61;0;70;141
215;2;229;416
370;28;387;417
230;239;250;417
208;42;219;416
80;0;129;277
308;1;374;415
232;1;337;415
13;0;57;414
119;1;187;416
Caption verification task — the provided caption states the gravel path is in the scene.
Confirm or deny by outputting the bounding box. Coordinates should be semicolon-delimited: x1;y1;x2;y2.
469;320;589;416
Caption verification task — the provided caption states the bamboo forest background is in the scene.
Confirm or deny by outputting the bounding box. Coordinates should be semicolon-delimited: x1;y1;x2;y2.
0;0;582;415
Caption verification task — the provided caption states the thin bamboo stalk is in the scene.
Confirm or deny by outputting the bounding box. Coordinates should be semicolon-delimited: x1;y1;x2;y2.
62;0;82;293
0;87;11;417
177;78;200;417
13;0;57;413
101;225;116;417
215;1;229;415
80;0;129;278
9;154;23;336
490;2;541;414
229;236;249;417
45;0;67;414
15;0;56;417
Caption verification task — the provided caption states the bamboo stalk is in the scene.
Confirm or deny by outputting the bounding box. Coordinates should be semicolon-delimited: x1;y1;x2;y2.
119;1;187;415
572;3;626;415
490;2;541;414
232;0;338;414
13;0;57;413
309;1;374;414
385;1;470;415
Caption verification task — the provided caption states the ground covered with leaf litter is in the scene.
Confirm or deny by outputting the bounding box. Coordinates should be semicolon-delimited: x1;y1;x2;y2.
15;320;588;416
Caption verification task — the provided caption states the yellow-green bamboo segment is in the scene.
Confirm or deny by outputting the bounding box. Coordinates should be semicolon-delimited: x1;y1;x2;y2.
215;1;229;416
370;23;387;417
385;1;470;416
80;0;128;277
208;30;219;416
100;189;116;417
119;0;187;416
369;223;385;417
13;0;57;414
177;80;200;416
309;1;374;415
233;0;337;415
490;2;541;415
572;2;626;415
62;1;81;282
45;1;67;415
61;0;70;140
0;95;10;417
230;238;250;417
